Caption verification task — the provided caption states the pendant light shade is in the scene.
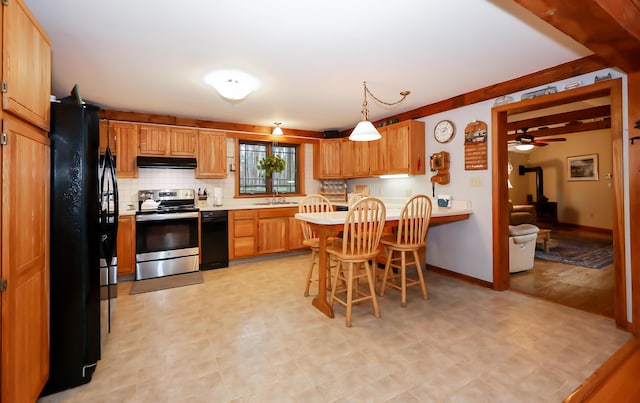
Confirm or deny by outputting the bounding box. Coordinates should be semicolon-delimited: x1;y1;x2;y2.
272;122;283;136
348;81;410;142
350;120;381;141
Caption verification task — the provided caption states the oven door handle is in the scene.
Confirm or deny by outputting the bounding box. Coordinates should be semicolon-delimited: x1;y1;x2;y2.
136;212;199;222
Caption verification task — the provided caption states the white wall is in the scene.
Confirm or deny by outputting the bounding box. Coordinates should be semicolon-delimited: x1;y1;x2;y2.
352;68;627;284
513;129;613;229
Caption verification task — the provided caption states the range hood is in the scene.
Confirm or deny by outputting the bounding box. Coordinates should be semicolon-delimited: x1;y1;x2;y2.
136;156;197;169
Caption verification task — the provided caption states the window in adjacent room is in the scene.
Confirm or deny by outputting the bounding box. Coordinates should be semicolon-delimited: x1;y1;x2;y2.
238;140;300;195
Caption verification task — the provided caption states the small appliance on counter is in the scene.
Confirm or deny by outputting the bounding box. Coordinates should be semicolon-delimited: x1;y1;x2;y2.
212;187;223;206
437;194;452;208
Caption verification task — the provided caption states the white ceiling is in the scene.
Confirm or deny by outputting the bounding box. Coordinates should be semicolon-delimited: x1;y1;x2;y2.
25;0;591;133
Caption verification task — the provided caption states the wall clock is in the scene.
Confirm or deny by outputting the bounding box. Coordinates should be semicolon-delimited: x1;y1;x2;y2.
434;120;455;143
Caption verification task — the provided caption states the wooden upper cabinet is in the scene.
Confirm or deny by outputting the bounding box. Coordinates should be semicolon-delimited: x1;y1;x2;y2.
99;119;116;155
138;124;169;156
195;129;226;178
385;120;425;175
352;141;370;177
111;121;138;178
168;127;197;157
313;139;342;179
2;0;51;131
340;138;354;178
368;134;387;176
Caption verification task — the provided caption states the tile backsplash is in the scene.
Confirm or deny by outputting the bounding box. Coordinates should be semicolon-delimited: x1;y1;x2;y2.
118;140;319;210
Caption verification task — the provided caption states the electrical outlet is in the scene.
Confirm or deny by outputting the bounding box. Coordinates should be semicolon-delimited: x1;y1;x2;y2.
405;188;412;197
470;177;483;187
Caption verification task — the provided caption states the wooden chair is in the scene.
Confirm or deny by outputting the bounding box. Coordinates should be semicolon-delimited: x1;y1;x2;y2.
299;194;334;297
379;194;432;307
327;197;385;327
347;192;369;209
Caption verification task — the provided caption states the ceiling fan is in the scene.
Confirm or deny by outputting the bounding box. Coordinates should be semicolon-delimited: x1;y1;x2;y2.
509;128;566;150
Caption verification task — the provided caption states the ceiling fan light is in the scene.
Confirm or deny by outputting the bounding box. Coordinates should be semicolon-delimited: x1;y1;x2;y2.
515;144;534;151
349;120;381;141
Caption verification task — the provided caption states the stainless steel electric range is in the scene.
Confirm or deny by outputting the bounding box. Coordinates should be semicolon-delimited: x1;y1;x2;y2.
135;189;199;280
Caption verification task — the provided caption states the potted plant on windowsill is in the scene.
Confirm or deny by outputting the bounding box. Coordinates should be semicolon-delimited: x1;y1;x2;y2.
257;154;286;203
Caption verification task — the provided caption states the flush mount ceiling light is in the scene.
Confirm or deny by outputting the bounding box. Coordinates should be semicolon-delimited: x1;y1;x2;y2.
349;81;410;142
272;122;283;136
204;69;260;101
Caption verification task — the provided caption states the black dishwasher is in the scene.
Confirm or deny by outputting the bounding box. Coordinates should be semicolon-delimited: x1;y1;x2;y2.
200;210;229;270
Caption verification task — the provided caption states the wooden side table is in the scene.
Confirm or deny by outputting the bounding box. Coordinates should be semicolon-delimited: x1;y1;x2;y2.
537;229;553;252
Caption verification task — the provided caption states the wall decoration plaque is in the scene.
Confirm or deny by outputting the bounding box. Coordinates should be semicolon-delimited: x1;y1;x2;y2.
464;120;487;170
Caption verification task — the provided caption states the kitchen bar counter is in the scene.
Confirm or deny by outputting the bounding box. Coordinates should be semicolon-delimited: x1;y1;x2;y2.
295;205;471;318
119;197;472;217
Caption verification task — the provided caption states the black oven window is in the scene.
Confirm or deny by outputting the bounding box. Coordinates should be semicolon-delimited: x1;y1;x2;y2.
137;219;198;253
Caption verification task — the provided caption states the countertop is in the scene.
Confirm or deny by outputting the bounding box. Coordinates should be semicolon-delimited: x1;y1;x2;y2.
294;205;473;225
119;197;472;217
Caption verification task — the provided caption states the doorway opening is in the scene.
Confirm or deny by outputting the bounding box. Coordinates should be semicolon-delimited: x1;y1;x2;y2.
491;78;626;327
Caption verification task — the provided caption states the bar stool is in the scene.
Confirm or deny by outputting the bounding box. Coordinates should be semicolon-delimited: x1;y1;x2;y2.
327;197;385;327
299;194;334;297
379;194;432;307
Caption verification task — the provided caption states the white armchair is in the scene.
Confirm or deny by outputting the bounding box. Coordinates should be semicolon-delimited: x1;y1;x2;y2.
509;224;540;273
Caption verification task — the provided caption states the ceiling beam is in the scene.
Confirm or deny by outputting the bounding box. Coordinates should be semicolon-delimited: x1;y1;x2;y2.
506;105;611;131
513;0;640;73
99;109;325;139
509;119;611;137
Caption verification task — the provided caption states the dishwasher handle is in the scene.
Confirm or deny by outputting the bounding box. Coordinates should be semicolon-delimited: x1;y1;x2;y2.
201;211;228;222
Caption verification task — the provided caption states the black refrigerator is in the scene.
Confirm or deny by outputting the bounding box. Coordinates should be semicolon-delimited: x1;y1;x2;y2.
42;98;119;395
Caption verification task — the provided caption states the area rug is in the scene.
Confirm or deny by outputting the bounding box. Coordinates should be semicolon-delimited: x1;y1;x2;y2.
129;271;203;295
534;233;613;269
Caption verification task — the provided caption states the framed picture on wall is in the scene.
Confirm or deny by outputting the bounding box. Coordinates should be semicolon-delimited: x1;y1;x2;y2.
567;154;599;181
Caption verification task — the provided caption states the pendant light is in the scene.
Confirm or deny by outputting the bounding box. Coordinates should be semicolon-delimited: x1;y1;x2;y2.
272;122;283;136
349;81;410;142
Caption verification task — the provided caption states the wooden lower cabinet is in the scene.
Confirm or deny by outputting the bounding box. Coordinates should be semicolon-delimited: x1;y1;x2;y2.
229;207;307;260
229;210;258;259
258;216;287;254
116;215;136;276
288;216;306;250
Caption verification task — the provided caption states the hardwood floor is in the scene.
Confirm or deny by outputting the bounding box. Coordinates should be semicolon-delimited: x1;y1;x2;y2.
510;227;614;318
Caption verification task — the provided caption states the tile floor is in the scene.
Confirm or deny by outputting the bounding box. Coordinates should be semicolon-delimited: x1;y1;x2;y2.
39;253;630;402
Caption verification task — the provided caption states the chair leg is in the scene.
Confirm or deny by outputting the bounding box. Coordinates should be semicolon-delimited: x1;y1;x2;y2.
413;249;428;300
365;260;381;318
329;260;342;309
345;262;354;327
401;250;407;307
380;249;393;296
304;248;318;297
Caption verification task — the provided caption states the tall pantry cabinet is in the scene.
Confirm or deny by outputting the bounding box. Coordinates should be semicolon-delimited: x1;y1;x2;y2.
0;0;52;402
